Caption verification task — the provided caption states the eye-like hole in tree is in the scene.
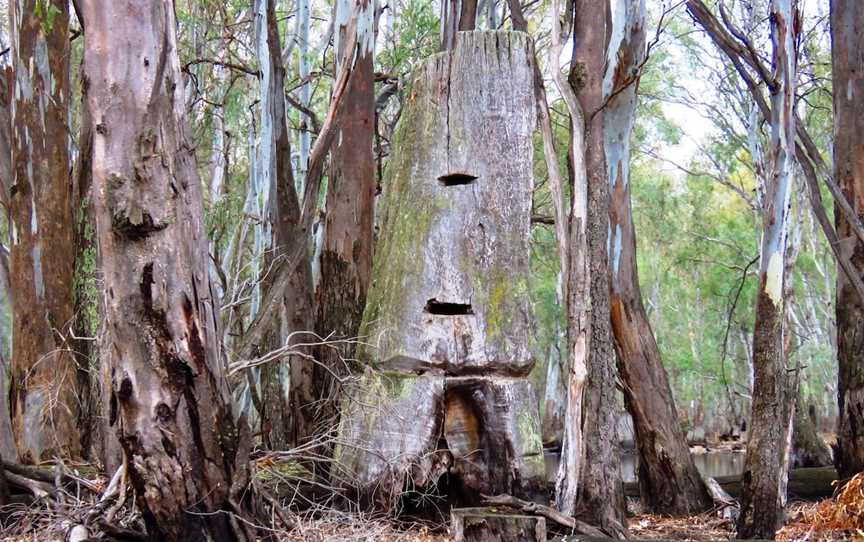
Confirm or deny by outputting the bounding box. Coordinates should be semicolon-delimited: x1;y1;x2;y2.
425;298;474;315
438;173;478;186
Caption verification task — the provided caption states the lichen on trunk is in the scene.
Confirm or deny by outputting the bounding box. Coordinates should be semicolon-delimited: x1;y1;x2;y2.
335;30;544;509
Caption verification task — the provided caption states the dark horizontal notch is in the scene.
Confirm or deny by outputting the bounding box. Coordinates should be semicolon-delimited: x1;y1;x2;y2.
438;173;478;186
424;299;473;316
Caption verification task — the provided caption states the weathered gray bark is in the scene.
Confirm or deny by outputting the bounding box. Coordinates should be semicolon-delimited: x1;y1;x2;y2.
313;0;376;443
8;0;80;462
78;1;249;539
335;31;544;508
605;0;712;516
547;0;589;519
736;1;798;538
831;0;864;481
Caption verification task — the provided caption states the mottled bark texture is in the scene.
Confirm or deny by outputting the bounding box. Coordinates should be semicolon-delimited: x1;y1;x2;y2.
313;0;376;442
605;0;711;515
335;31;544;509
569;0;626;535
8;0;80;462
736;1;798;539
254;0;315;450
78;1;249;539
831;0;864;480
0;66;16;462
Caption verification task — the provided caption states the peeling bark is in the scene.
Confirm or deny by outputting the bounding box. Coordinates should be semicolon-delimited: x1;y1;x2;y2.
0;64;15;462
8;0;80;462
313;0;376;443
78;1;249;539
254;0;315;450
736;1;799;538
831;0;864;480
565;0;627;535
605;0;712;515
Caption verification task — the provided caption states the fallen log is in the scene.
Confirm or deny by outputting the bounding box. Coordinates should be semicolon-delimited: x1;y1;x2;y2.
5;471;55;498
624;466;838;499
0;459;99;492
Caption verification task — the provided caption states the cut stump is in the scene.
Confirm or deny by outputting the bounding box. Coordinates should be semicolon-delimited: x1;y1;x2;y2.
451;507;546;542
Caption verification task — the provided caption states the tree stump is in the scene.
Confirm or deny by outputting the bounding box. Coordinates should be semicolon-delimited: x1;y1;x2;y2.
334;30;544;509
451;508;546;542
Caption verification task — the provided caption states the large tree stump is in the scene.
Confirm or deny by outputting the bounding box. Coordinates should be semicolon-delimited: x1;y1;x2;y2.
334;30;544;509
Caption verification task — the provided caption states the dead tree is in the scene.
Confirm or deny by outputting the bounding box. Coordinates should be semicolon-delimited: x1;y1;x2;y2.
335;30;545;508
7;0;80;462
605;0;712;515
831;0;864;480
78;1;250;539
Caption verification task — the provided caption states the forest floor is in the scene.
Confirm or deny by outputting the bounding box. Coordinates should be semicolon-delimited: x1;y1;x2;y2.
0;500;860;541
2;461;863;541
628;502;846;541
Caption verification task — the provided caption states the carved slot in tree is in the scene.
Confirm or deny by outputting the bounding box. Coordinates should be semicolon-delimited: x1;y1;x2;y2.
425;299;474;315
335;31;543;510
438;173;478;186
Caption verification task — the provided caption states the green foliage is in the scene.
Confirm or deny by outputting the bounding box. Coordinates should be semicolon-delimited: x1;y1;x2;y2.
378;0;441;80
72;205;100;340
33;0;61;34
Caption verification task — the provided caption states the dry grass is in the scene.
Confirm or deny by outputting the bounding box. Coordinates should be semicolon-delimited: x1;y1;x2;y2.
777;474;864;541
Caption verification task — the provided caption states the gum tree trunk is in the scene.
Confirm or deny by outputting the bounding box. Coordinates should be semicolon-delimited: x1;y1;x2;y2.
736;1;798;538
0;64;15;461
566;0;627;535
831;0;864;480
605;0;712;515
254;0;316;449
313;0;376;439
78;1;248;539
8;0;80;462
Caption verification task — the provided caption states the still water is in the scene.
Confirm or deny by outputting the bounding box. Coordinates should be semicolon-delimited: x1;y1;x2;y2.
545;449;746;484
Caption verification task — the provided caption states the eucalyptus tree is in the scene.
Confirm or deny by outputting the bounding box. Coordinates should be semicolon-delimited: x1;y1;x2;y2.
253;0;316;448
543;0;626;534
606;0;712;515
735;0;799;537
313;0;376;436
0;16;15;462
832;0;864;479
7;0;80;462
78;0;249;538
